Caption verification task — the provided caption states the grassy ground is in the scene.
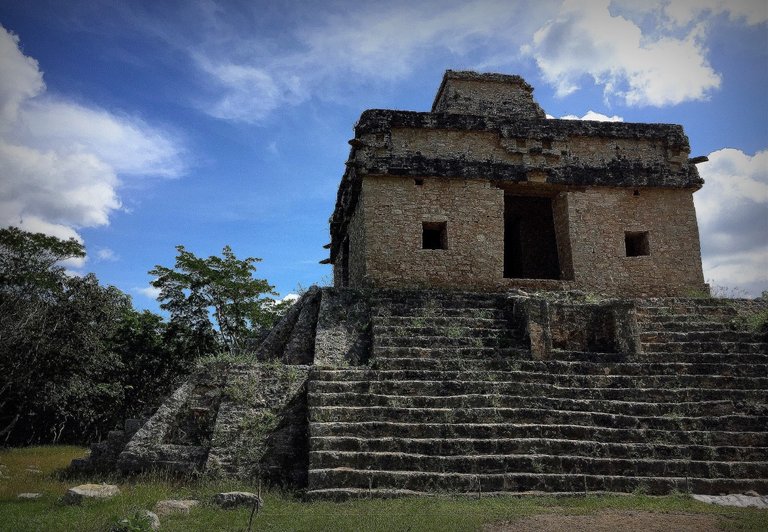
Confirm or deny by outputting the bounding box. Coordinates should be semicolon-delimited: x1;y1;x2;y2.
1;446;766;531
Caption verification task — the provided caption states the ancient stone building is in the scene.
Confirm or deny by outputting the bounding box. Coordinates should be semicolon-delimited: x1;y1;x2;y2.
71;71;767;502
327;70;709;297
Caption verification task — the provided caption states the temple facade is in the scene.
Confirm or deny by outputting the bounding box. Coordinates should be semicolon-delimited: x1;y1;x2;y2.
327;70;708;297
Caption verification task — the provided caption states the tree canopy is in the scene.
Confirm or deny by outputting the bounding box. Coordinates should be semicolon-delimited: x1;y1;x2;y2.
149;245;287;355
0;227;196;444
0;228;290;445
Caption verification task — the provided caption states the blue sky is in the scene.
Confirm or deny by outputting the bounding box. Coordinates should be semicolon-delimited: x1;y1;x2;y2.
0;0;766;308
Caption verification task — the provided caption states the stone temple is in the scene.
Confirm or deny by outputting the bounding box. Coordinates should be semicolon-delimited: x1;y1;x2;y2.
72;71;768;500
327;70;709;297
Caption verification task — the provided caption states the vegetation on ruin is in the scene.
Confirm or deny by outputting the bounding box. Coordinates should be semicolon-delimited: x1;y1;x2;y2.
1;446;767;532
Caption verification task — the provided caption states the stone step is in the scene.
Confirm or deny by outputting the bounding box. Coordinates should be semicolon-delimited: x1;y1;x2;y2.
309;450;768;478
373;325;516;339
549;350;768;365
311;369;768;390
641;341;768;354
309;406;767;432
373;306;509;319
310;421;768;447
307;468;768;496
638;320;732;331
372;293;508;308
372;346;530;359
310;436;767;462
640;331;761;343
308;379;768;404
373;316;513;328
374;335;522;348
636;304;738;317
308;392;747;417
368;357;768;377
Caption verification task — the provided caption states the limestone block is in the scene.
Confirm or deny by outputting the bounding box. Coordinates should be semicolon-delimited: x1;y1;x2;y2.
692;494;768;509
154;499;199;516
63;484;120;504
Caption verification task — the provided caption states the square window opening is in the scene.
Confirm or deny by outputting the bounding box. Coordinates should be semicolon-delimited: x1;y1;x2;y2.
422;221;447;250
625;231;650;257
414;178;424;186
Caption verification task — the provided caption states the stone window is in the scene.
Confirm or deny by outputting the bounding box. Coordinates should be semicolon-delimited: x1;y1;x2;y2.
422;221;447;250
625;231;650;257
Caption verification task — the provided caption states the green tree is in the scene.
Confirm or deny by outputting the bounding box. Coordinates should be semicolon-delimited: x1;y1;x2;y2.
112;308;199;419
0;226;84;294
0;227;201;444
149;245;283;356
0;227;132;443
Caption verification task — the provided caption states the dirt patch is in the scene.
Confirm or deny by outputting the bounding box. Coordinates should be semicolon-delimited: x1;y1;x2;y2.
485;510;724;532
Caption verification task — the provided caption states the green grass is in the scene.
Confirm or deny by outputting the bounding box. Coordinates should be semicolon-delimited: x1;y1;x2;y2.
2;446;767;531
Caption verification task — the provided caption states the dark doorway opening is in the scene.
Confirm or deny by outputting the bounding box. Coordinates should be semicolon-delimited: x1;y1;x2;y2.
504;196;560;279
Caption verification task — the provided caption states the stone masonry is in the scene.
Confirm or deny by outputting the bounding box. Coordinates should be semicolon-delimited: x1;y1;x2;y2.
327;70;708;297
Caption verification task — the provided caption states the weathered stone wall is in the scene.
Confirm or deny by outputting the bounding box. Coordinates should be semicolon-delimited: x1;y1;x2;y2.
361;175;505;290
206;363;309;486
509;294;640;359
386;128;685;178
354;175;706;297
313;288;371;366
552;193;574;280
566;187;707;297
347;199;366;288
432;72;546;119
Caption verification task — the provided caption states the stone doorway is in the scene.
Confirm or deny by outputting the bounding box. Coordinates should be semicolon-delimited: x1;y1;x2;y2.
503;195;561;279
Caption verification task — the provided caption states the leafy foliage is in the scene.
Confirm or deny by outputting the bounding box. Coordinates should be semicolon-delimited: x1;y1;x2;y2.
0;228;289;445
149;245;286;355
0;227;129;444
0;227;197;445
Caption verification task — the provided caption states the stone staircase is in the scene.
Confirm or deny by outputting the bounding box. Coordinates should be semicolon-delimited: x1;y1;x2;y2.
306;293;768;500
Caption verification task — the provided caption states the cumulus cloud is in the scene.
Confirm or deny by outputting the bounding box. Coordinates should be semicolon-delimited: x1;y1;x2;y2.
525;0;721;106
559;111;624;122
136;285;161;299
95;248;119;261
0;25;183;248
694;148;768;296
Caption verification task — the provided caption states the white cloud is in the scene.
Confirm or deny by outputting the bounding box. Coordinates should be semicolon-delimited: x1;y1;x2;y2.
178;0;558;122
96;247;119;261
559;111;624;122
0;25;184;248
525;0;721;106
661;0;768;27
0;26;43;126
695;148;768;296
136;285;161;299
278;293;300;304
